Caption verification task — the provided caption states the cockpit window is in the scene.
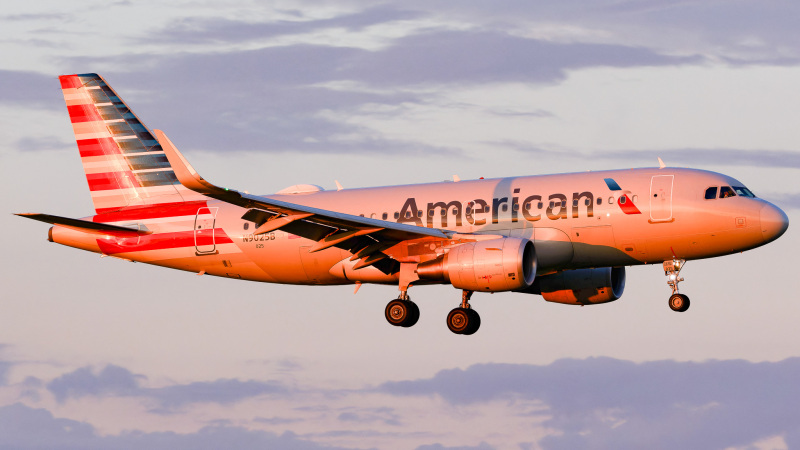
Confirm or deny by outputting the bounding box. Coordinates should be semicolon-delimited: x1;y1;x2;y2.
704;187;718;200
733;186;756;198
720;186;736;198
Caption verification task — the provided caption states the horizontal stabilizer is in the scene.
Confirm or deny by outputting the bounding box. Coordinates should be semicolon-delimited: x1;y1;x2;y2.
15;213;151;237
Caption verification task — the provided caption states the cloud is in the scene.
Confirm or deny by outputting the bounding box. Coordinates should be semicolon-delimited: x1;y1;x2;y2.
0;70;62;108
0;403;353;450
147;6;424;44
0;361;10;386
380;357;800;449
416;444;495;450
47;365;143;402
46;365;287;410
598;148;800;170
148;378;287;409
58;26;698;155
501;142;800;170
769;193;800;210
14;136;74;152
404;0;800;63
336;407;401;426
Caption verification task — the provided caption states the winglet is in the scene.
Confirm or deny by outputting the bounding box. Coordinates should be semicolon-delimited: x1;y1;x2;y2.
154;129;226;196
335;180;344;191
658;157;666;169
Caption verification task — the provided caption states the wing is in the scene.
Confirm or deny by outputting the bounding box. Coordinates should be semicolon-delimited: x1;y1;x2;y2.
155;130;452;273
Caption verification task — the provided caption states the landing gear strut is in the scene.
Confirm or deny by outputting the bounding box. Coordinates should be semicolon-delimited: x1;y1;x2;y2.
446;290;481;335
385;290;419;328
664;259;690;312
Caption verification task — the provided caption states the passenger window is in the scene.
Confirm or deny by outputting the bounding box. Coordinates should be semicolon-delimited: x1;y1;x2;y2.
382;213;388;220
705;187;718;200
394;212;399;219
597;198;602;206
720;186;736;198
620;196;627;204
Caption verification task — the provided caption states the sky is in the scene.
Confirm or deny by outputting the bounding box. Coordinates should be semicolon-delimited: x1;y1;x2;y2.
1;0;799;448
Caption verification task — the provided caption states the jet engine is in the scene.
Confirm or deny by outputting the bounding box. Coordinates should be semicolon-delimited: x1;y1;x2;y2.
518;267;626;305
417;238;536;292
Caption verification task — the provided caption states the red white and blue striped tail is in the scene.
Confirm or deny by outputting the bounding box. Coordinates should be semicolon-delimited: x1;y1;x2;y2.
59;73;205;214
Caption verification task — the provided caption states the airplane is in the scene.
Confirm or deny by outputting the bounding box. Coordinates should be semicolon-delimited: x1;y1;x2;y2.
17;73;789;335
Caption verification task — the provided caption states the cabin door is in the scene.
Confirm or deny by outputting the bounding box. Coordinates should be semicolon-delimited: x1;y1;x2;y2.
649;175;674;222
194;207;218;254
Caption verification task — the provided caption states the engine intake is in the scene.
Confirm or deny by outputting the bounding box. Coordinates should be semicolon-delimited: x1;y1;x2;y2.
417;238;536;292
519;267;626;305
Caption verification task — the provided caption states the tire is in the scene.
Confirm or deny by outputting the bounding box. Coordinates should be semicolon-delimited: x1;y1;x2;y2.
401;301;420;328
462;308;481;335
669;294;690;312
446;308;471;335
385;300;409;326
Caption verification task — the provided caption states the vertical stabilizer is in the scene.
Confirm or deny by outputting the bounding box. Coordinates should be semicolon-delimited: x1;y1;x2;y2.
59;73;204;213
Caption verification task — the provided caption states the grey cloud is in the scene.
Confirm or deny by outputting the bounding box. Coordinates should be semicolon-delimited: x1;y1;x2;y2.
254;416;304;425
148;378;287;409
769;193;800;210
0;403;353;450
14;136;72;152
0;70;62;108
1;13;69;21
47;365;142;402
501;142;800;170
46;365;287;410
63;28;696;155
0;361;10;386
336;30;701;86
336;407;401;426
405;0;800;63
416;444;495;450
380;357;800;449
147;6;423;44
599;148;800;170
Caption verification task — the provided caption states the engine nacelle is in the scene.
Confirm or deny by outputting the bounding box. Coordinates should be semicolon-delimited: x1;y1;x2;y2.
417;238;536;292
519;267;626;305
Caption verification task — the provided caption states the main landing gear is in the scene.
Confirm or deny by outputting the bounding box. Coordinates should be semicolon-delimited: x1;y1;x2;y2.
383;289;481;335
384;291;420;328
664;259;690;312
446;290;481;335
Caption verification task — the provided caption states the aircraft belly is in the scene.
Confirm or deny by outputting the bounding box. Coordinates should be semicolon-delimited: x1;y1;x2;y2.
235;231;348;285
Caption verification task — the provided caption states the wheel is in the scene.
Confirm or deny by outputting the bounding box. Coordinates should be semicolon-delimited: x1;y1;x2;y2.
402;301;420;328
462;308;481;335
447;307;480;335
669;294;690;312
385;300;419;327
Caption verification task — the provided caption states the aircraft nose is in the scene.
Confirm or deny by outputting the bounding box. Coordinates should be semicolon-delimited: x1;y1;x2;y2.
760;203;789;243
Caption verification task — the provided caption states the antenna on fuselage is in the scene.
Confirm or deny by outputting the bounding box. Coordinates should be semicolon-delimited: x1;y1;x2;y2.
658;157;666;169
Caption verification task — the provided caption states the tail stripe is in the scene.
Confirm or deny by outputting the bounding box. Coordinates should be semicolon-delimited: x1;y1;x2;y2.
59;73;204;213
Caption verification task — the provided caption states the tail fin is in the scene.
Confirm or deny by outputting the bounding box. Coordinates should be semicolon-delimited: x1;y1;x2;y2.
59;73;204;213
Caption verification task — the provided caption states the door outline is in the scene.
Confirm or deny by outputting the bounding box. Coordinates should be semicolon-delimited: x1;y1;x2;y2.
649;175;674;222
194;207;219;255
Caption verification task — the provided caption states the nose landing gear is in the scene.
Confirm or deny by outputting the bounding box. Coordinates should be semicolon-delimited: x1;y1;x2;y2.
664;259;690;312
